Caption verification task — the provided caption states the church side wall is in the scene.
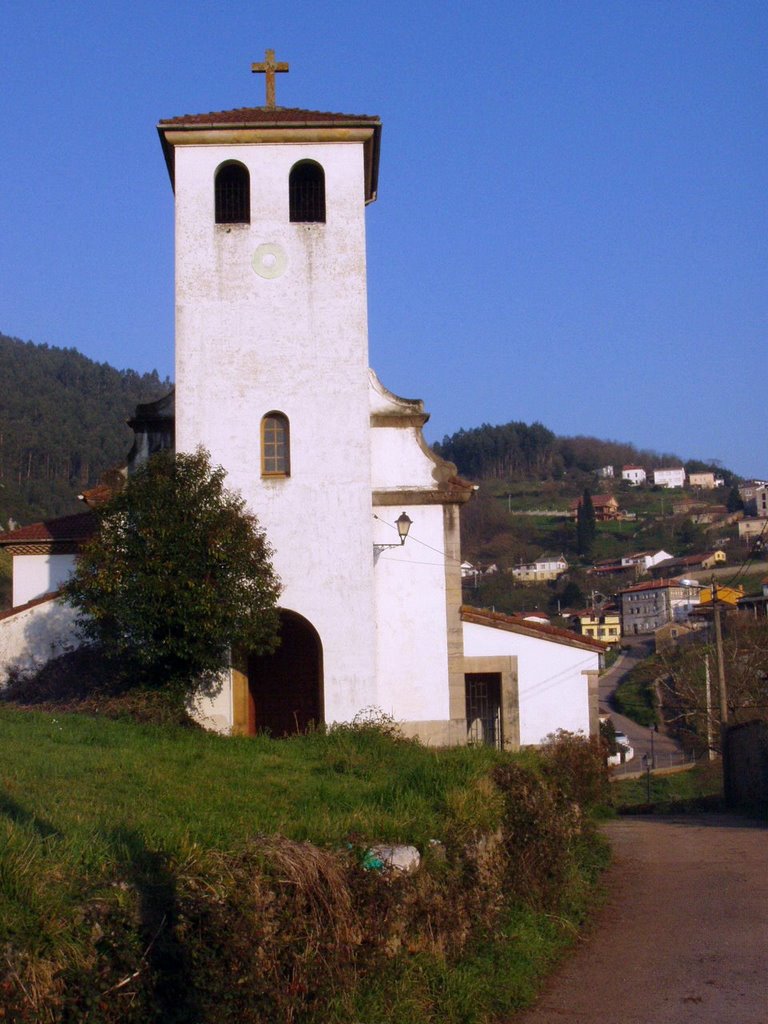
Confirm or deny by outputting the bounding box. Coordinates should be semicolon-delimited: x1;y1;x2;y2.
173;142;377;727
373;502;454;736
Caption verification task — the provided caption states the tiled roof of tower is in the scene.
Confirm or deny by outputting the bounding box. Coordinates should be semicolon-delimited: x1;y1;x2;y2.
158;107;380;127
157;106;382;201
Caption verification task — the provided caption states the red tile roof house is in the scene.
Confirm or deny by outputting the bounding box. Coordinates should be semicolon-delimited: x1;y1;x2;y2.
0;513;97;677
569;494;620;521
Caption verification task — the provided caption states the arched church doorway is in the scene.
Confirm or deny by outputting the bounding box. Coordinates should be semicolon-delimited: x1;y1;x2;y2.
247;610;324;736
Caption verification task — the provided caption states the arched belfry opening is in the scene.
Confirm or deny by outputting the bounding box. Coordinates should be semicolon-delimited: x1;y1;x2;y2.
215;161;250;224
247;610;324;736
289;160;325;222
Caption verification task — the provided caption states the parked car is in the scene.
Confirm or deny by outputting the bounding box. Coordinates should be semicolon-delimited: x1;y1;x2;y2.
607;731;634;766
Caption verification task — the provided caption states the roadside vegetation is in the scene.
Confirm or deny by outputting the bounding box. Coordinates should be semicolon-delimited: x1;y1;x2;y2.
612;656;660;727
0;706;610;1023
610;762;726;814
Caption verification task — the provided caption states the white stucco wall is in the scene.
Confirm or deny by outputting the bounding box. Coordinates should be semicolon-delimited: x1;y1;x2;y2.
462;621;597;745
13;554;76;608
368;371;463;728
372;503;452;722
188;671;233;735
172;138;378;728
0;597;81;682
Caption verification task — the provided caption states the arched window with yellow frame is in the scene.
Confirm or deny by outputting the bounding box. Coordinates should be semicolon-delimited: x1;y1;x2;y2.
261;412;290;477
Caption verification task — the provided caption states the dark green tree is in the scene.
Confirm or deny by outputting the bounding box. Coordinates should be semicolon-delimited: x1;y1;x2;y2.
673;517;706;553
576;489;596;559
726;485;744;513
63;448;281;702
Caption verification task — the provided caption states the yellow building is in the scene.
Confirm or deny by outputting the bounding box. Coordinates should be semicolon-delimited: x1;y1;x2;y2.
575;608;622;644
698;584;744;607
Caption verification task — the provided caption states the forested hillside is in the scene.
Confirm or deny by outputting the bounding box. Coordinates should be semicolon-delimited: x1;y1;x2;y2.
433;421;701;482
0;333;171;526
436;421;741;619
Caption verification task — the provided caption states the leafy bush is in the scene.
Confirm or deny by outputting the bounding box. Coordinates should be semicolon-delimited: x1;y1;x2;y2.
613;658;659;726
63;448;281;704
541;730;610;811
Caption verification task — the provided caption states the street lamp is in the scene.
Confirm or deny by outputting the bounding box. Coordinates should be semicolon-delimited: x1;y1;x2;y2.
374;512;413;556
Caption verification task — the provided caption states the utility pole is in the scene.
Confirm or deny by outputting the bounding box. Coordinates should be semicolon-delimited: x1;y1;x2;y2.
711;575;731;801
704;655;715;761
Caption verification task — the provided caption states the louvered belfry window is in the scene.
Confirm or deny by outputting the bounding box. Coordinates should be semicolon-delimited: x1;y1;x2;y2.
289;161;326;223
215;162;250;224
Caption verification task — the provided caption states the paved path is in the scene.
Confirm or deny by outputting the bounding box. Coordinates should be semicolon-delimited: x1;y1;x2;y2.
599;640;685;771
514;814;768;1024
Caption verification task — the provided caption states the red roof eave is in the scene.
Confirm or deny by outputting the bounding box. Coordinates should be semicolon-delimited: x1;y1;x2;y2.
0;511;97;547
461;605;607;653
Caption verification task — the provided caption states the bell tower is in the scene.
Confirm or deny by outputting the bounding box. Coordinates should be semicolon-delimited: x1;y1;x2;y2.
157;55;383;729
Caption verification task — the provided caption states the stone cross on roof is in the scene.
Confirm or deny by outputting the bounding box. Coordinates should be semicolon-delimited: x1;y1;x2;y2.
251;48;289;109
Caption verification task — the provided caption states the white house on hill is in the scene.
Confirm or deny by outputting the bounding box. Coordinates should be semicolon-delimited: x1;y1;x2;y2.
653;467;686;488
621;465;646;486
0;57;603;749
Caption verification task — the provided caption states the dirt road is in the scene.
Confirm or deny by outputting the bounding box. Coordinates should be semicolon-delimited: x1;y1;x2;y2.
515;814;768;1024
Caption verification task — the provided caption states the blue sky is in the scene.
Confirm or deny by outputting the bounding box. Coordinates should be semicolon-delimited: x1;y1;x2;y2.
1;1;765;477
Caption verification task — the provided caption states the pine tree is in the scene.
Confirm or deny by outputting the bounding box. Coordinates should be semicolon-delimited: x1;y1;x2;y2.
576;489;596;559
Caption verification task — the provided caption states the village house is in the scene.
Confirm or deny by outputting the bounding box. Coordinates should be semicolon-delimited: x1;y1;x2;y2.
572;606;621;644
620;549;673;574
618;578;701;636
654;620;705;652
738;518;768;543
688;471;724;489
569;493;620;521
698;583;744;607
653;467;686;488
737;481;768;512
510;553;568;582
621;465;646;486
652;550;727;575
588;559;626;577
0;56;603;751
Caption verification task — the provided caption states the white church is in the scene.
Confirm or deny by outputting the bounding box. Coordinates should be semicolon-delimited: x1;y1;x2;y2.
0;54;604;748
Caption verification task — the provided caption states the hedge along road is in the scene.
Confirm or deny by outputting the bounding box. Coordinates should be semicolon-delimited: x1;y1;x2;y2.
514;814;768;1024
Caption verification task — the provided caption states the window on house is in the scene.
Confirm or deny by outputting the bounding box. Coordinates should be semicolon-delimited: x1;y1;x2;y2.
261;413;290;477
215;162;250;224
289;160;325;222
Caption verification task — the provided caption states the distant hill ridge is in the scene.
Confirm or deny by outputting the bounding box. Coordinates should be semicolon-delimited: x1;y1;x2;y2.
0;333;734;528
434;421;733;484
0;333;170;525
